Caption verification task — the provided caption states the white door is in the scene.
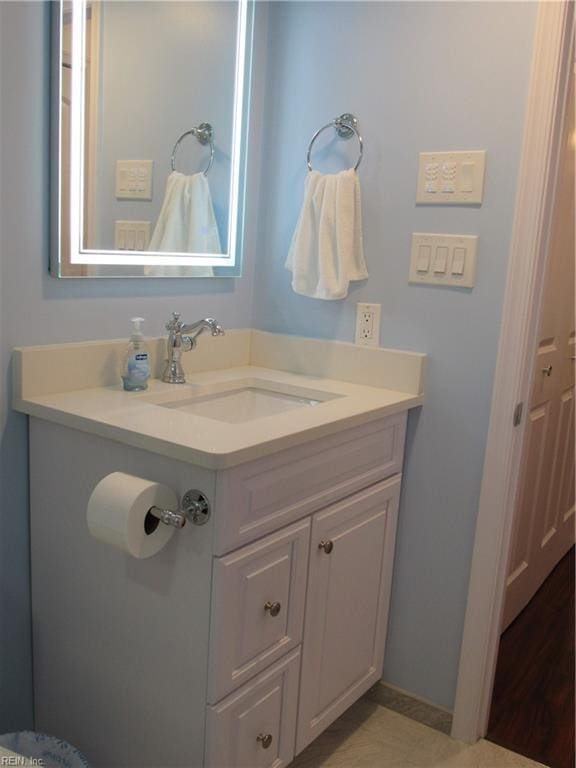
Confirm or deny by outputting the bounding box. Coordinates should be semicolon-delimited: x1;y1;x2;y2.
502;62;575;629
296;475;401;754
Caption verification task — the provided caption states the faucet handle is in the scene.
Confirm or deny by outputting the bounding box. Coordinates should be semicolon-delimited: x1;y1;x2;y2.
166;312;182;332
205;318;225;337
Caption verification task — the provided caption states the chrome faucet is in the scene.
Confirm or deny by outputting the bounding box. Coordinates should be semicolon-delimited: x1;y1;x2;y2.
162;312;225;384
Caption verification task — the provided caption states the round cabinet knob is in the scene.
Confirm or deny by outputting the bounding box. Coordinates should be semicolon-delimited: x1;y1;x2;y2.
318;540;334;554
257;733;273;749
264;601;281;617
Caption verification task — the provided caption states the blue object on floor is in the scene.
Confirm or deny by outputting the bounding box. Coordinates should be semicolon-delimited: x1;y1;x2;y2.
0;731;90;767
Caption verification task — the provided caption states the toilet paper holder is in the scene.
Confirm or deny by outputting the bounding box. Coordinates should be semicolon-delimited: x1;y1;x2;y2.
147;490;210;531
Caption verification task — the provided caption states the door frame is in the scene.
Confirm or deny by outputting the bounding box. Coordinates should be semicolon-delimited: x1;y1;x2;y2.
451;0;574;743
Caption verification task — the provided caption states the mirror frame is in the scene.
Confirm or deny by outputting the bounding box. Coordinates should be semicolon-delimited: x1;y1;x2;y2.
50;0;253;278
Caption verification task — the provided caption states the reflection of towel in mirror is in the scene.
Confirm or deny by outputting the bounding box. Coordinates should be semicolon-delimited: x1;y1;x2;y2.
285;169;368;300
147;171;222;277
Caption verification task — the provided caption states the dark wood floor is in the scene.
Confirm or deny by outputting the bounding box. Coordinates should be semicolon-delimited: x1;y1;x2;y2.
487;546;575;768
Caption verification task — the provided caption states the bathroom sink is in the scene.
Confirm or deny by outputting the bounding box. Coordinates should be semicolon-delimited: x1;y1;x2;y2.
149;379;342;424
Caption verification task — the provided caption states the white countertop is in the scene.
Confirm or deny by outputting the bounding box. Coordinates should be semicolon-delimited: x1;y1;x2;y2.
15;365;423;469
13;331;425;469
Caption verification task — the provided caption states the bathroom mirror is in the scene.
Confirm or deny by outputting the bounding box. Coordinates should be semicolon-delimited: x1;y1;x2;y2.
51;0;253;278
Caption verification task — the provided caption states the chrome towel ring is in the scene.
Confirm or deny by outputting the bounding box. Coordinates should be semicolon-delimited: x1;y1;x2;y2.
170;122;214;175
306;113;363;172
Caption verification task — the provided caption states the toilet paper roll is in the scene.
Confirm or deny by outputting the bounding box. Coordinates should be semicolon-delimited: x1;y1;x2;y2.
87;472;179;559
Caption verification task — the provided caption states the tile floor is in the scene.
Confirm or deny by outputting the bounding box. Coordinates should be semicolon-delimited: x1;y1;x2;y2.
364;683;453;735
292;698;548;768
0;701;548;768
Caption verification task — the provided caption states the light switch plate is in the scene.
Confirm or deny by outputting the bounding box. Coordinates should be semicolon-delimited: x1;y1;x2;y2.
115;160;153;200
416;151;486;204
409;233;478;289
115;220;151;250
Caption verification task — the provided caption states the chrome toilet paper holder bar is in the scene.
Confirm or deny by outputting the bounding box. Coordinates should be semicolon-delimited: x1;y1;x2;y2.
148;490;211;529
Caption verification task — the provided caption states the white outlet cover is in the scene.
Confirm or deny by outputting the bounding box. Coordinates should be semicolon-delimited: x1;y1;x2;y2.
355;303;381;347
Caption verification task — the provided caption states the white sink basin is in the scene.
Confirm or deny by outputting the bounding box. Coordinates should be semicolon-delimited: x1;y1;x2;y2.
149;379;342;424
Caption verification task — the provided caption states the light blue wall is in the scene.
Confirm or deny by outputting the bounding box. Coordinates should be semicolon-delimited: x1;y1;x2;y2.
0;0;259;731
252;1;537;708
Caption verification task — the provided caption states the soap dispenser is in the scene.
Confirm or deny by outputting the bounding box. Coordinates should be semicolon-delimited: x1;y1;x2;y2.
121;317;151;391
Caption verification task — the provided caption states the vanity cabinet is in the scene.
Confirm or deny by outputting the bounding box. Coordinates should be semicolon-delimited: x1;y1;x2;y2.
28;410;407;768
205;475;401;767
205;416;405;767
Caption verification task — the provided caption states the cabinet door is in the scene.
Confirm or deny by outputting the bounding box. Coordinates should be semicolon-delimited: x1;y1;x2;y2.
205;649;300;768
296;475;401;754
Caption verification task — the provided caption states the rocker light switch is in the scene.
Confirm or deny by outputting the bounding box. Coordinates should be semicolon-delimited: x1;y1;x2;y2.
417;245;431;272
452;247;466;275
460;163;475;193
433;247;448;273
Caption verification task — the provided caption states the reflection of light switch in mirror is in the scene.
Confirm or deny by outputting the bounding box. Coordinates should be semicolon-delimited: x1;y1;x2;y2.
115;161;153;200
115;221;151;250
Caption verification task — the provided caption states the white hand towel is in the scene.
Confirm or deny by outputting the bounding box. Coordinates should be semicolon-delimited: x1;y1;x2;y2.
147;171;222;276
285;169;368;300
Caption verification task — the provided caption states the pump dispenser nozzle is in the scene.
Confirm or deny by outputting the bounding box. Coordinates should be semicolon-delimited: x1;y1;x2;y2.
131;317;145;338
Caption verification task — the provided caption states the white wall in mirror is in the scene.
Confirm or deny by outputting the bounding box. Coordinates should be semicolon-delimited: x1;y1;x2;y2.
93;2;236;253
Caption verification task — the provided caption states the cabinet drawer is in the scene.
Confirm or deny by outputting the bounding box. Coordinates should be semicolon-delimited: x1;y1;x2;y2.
208;519;309;703
214;412;407;555
205;649;300;768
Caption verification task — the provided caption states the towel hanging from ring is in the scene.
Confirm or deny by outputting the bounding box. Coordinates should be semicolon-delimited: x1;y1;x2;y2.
286;114;367;300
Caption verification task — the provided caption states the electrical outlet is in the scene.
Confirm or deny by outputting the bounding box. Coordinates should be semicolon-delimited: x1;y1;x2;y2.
355;303;381;347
